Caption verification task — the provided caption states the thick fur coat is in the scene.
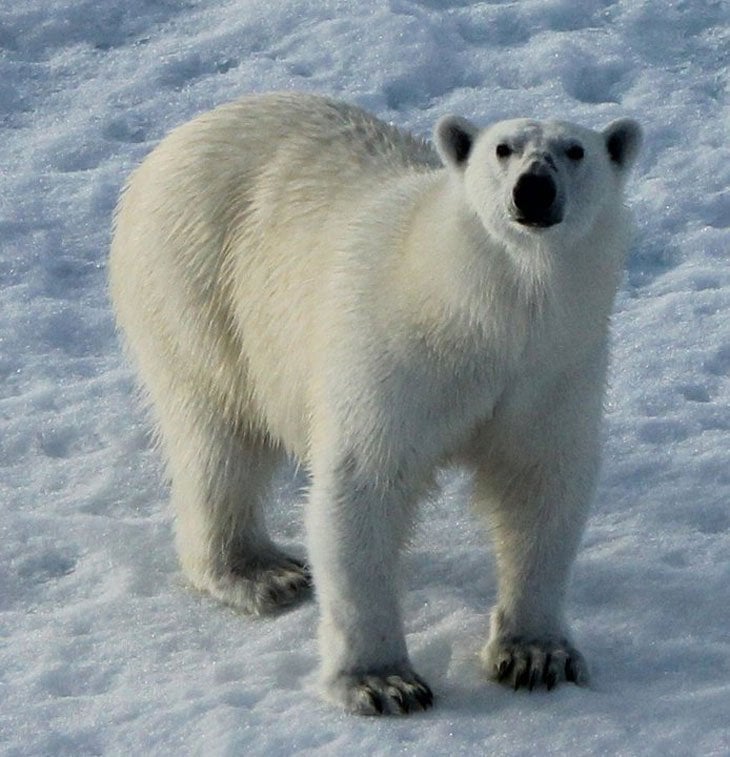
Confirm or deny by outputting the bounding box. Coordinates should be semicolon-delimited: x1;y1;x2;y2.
110;92;641;714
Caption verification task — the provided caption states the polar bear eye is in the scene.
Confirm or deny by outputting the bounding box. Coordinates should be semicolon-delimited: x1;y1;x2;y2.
566;144;585;161
495;143;513;159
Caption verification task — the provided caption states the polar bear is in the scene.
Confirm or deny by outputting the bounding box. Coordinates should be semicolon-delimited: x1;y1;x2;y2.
109;92;641;715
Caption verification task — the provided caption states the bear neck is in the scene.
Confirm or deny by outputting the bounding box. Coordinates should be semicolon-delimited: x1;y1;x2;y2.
399;174;555;326
395;172;626;361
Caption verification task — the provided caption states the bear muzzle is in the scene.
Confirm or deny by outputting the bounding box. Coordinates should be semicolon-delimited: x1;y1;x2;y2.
511;163;563;229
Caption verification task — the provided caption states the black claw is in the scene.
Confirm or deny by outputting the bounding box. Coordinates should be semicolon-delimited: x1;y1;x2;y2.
367;689;384;715
412;674;434;708
496;658;514;682
414;684;434;710
542;653;552;684
545;670;557;691
514;664;530;690
528;668;539;692
266;586;282;604
565;657;577;683
392;689;408;714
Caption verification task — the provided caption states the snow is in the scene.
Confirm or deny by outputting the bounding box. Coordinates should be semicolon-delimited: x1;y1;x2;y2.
1;0;728;754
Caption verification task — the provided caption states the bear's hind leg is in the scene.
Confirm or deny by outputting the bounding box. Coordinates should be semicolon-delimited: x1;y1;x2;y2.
161;402;311;615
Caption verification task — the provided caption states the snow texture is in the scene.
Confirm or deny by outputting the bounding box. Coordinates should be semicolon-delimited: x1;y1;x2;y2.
1;0;728;754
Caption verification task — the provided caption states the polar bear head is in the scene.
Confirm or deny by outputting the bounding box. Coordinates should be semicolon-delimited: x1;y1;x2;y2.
434;114;642;247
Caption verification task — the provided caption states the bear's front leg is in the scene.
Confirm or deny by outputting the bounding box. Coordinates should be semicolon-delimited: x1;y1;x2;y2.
474;373;604;691
306;452;433;715
475;452;594;690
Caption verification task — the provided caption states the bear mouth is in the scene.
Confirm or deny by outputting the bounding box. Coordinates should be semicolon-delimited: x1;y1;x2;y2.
512;213;562;229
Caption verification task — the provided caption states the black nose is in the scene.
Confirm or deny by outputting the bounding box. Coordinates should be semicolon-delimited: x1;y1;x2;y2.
512;172;557;225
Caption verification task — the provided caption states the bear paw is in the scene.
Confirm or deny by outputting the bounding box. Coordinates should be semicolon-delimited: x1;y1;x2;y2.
199;555;313;615
325;671;434;716
483;637;589;691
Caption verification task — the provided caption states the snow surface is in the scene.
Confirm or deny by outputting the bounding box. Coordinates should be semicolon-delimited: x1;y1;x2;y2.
1;0;728;754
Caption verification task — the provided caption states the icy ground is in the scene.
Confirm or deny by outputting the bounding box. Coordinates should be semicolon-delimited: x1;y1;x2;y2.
1;0;728;754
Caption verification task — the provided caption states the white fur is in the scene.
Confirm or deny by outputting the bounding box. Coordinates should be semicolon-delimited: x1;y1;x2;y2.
109;92;641;714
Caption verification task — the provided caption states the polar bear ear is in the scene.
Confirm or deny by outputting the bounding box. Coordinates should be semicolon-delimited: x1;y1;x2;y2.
602;118;643;172
434;115;479;170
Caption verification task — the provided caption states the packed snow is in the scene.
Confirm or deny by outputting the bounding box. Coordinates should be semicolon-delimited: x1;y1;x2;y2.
1;0;728;754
